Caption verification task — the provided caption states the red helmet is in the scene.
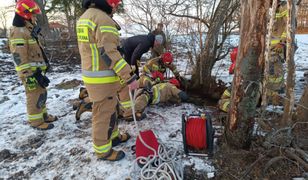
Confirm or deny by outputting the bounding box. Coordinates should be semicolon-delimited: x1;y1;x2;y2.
230;47;238;63
162;52;173;64
15;0;41;20
151;71;164;81
169;78;180;88
106;0;121;8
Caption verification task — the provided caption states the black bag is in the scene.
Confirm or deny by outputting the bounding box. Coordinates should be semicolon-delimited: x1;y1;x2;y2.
33;68;50;88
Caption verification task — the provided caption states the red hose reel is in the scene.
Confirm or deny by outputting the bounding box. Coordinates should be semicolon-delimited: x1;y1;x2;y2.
182;113;215;156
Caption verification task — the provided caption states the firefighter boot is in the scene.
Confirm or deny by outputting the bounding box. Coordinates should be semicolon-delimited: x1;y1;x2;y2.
112;132;131;147
75;100;93;121
72;100;81;110
29;120;54;130
43;113;58;123
79;87;88;100
97;149;125;161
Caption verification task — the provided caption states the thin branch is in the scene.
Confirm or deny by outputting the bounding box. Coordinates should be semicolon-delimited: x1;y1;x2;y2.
168;12;209;28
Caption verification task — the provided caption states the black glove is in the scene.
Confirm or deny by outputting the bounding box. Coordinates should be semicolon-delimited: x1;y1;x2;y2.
30;25;42;40
33;68;50;88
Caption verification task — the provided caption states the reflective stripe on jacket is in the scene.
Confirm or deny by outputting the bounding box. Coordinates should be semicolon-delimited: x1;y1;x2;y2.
151;83;181;104
9;23;45;76
271;3;287;46
76;8;132;86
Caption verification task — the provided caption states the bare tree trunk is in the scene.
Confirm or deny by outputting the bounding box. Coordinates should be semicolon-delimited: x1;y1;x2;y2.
282;0;297;125
261;0;278;111
191;0;231;88
34;0;50;36
225;0;269;149
296;86;308;121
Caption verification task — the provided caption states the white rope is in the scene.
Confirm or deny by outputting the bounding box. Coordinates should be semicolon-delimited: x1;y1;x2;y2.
129;90;183;180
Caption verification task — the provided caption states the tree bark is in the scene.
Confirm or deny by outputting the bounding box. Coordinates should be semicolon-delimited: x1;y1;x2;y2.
225;0;270;149
34;0;50;36
282;0;296;125
191;0;231;88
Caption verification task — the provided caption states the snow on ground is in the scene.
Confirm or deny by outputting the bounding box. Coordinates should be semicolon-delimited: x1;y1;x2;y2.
0;34;307;179
0;40;214;179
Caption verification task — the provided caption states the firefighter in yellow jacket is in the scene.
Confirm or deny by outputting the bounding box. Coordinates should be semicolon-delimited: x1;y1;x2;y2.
267;0;287;105
77;0;139;161
218;87;232;112
9;0;58;130
143;52;180;78
135;78;189;113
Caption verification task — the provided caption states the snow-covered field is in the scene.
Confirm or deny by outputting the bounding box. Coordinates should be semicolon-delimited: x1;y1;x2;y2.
0;34;307;179
0;39;214;179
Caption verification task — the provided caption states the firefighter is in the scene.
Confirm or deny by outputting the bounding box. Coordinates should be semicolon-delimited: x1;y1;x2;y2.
77;0;139;161
122;33;164;77
267;0;287;105
218;87;232;112
151;23;168;58
9;0;58;130
143;52;180;80
134;78;189;113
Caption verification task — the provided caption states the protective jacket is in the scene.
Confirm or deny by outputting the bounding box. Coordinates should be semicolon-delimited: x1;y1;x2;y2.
77;7;134;102
143;57;179;77
10;22;47;78
218;87;231;112
135;83;184;113
122;33;155;66
271;2;287;49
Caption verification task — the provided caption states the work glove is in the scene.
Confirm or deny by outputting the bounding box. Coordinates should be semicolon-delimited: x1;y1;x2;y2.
127;74;139;90
33;68;50;88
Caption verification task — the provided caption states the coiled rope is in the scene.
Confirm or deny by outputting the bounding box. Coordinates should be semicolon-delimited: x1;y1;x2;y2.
129;90;183;180
185;117;207;149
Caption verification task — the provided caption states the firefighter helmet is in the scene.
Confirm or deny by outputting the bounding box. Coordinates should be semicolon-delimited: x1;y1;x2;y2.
15;0;41;20
162;52;173;64
82;0;121;13
169;78;180;88
106;0;121;8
